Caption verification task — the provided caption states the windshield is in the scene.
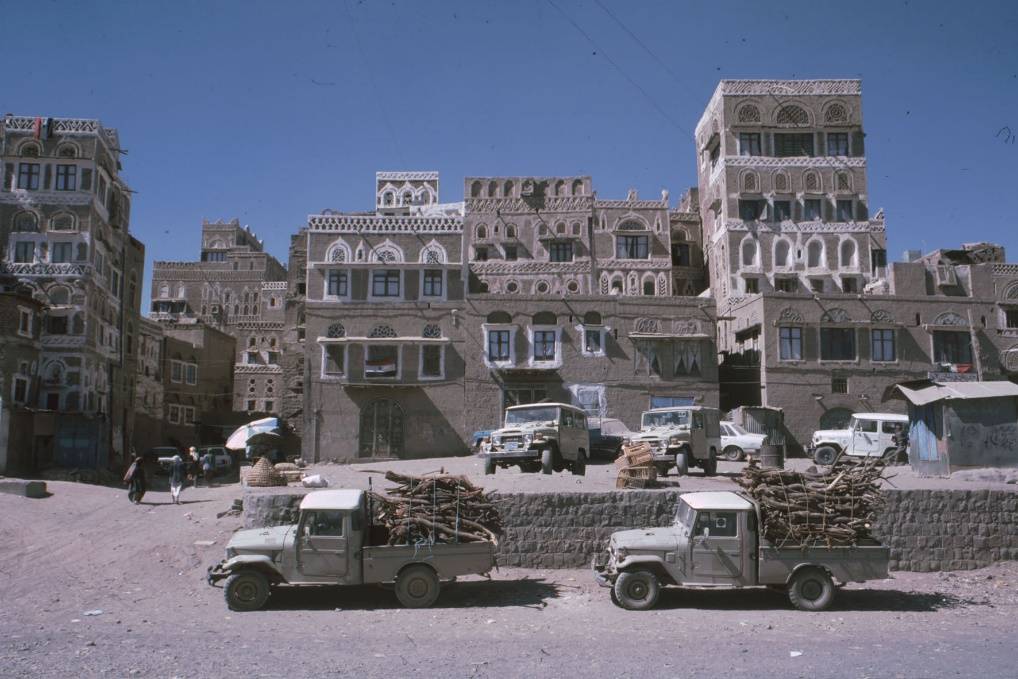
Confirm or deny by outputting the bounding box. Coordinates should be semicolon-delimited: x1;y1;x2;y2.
505;406;559;426
675;500;695;530
726;423;750;436
598;419;630;436
642;410;690;428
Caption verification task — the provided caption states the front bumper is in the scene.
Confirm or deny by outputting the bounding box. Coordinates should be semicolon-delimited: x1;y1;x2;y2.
592;554;614;588
207;560;230;586
481;447;540;461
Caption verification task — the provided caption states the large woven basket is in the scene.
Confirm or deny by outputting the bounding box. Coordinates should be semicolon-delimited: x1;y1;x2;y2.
246;457;288;487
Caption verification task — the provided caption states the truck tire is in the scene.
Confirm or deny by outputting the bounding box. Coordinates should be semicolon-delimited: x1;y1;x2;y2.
703;449;718;476
787;567;835;612
571;452;586;476
541;447;554;475
395;565;441;608
723;446;744;462
483;456;496;475
224;571;270;612
613;569;660;611
674;451;689;476
813;446;838;466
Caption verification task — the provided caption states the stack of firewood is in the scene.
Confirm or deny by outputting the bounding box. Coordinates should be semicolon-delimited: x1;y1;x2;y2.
368;471;503;546
615;442;657;489
737;456;888;547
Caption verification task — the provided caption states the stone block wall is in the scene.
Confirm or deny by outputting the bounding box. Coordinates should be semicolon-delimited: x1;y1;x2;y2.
243;488;1018;572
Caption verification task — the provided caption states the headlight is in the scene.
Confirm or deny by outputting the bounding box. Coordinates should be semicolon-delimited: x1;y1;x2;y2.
668;435;683;444
616;547;628;559
523;433;533;445
533;432;545;441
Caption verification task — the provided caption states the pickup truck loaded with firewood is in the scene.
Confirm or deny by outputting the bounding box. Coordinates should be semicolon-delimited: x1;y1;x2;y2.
593;457;892;611
208;472;502;611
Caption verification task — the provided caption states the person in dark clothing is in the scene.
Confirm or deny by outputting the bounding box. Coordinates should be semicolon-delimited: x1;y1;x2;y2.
201;449;215;487
124;455;147;504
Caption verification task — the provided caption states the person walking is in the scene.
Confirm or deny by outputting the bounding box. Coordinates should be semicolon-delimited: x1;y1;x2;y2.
169;454;186;504
201;448;215;488
123;454;147;504
188;446;201;487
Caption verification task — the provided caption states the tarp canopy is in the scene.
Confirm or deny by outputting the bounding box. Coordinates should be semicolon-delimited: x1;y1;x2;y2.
225;417;281;450
894;381;1018;407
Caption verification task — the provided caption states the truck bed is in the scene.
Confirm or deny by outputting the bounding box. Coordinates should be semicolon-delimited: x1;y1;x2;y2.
361;541;496;584
757;541;890;585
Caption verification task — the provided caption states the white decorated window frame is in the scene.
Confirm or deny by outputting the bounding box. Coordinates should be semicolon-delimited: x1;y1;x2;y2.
482;323;518;369
419;268;447;301
320;344;348;379
527;324;563;368
368;269;404;302
576;323;609;357
323;268;351;302
418;344;446;381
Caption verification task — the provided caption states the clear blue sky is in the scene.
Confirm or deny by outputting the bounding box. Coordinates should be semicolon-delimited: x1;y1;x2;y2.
7;0;1018;303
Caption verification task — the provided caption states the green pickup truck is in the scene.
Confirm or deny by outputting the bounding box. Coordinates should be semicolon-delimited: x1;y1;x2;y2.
593;491;890;611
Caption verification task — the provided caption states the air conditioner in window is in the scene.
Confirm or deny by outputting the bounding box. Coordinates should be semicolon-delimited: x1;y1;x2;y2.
935;265;957;287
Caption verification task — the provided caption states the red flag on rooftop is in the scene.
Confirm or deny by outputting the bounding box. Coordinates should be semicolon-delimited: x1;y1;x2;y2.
32;117;42;139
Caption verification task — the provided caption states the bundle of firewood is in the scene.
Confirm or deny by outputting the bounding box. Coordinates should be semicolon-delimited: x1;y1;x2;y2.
737;456;888;547
616;442;657;489
368;471;503;546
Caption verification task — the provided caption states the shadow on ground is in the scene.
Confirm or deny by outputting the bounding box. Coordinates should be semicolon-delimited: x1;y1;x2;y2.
264;577;561;611
651;586;985;612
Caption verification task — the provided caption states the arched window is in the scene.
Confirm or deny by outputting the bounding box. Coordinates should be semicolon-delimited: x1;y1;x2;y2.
737;104;761;123
486;311;511;324
824;103;849;124
476;224;488;240
470;181;482;198
774;240;791;268
504;180;514;196
534;311;556;325
48;213;74;231
742;172;758;192
836;171;852;192
554;180;565;196
369;324;397;339
57;144;78;158
610;276;623;294
505;224;517;239
840;240;857;269
804;171;820;193
583;311;602;325
572;179;583;196
19;142;40;157
488;181;498;198
13;211;38;232
642;277;656;296
382;191;394;206
807;240;825;268
422;324;441;338
571;222;581;236
776;105;810;125
774;172;789;193
741;239;758;267
49;286;71;305
158;283;170;299
556;222;566;235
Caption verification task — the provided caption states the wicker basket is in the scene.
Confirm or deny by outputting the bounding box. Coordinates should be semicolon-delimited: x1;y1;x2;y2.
274;462;300;472
246;457;288;487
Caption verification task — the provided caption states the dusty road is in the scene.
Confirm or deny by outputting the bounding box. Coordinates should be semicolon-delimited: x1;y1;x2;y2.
2;479;1017;678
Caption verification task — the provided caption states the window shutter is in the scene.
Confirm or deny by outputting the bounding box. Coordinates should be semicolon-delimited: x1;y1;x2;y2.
852;131;865;157
81;168;93;191
3;163;12;191
44;164;52;190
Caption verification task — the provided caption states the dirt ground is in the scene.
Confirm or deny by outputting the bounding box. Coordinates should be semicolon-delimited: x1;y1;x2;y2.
3;478;1018;678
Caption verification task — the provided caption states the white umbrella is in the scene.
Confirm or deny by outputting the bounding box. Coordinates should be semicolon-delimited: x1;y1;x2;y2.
225;417;281;450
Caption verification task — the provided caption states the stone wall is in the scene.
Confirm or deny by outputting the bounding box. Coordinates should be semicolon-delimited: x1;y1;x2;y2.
243;488;1018;572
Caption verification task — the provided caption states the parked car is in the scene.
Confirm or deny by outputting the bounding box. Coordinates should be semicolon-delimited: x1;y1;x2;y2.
197;445;234;472
593;490;890;611
588;417;631;460
207;489;496;610
628;406;722;477
720;421;767;461
809;413;909;465
479;402;590;475
470;430;493;454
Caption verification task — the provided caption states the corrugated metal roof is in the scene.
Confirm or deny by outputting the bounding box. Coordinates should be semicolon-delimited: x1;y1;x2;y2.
895;381;1018;407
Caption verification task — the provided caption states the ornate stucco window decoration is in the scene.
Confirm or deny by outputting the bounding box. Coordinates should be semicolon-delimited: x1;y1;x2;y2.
629;317;710;377
527;323;563;369
481;322;518;370
316;325;450;386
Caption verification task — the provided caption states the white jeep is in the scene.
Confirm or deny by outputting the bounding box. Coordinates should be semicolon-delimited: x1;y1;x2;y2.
809;413;909;465
629;406;722;477
480;403;589;475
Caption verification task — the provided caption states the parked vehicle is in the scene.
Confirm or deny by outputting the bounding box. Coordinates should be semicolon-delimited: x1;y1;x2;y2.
588;417;631;460
479;403;589;475
809;413;909;465
197;445;234;471
720;421;767;461
470;430;493;454
593;491;890;611
207;489;496;611
628;406;722;477
149;446;181;474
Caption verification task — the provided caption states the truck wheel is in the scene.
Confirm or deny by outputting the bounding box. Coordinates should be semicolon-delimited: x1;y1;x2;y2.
813;446;838;466
787;567;835;612
571;452;586;476
224;571;270;612
723;446;744;462
541;447;554;475
703;449;718;476
395;565;441;608
613;570;660;611
483;456;496;475
674;452;689;476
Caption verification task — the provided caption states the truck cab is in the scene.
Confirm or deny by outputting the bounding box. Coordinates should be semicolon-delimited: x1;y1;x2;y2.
809;413;909;465
479;402;589;475
629;406;721;476
208;489;495;611
594;491;889;611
